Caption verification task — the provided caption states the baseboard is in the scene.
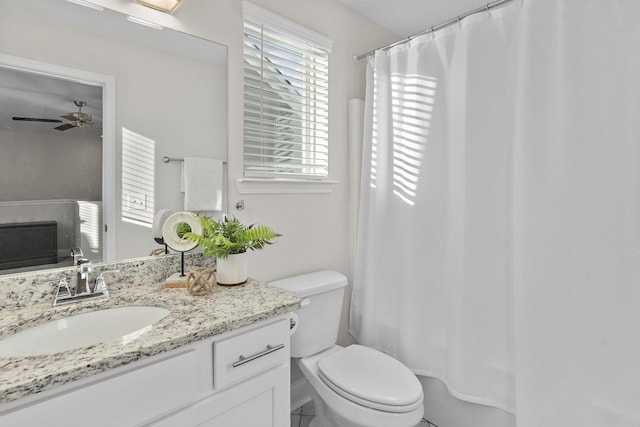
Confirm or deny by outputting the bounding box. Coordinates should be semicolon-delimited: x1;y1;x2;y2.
291;377;312;411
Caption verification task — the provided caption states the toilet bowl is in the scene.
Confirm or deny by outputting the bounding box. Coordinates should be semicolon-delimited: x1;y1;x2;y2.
268;270;424;427
298;345;423;427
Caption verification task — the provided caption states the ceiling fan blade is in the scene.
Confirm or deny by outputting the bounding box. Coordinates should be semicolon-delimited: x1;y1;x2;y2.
60;114;77;121
54;123;76;131
12;117;63;123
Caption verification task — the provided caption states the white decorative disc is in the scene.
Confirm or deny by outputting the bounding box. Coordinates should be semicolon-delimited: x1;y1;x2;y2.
162;211;202;252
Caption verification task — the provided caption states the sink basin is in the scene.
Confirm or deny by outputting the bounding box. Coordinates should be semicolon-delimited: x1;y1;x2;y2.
0;306;170;357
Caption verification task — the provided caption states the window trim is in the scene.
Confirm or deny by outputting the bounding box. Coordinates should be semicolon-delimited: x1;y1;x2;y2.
241;2;335;192
242;2;333;53
236;177;337;194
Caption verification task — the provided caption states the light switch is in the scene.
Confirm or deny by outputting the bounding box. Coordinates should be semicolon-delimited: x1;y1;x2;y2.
127;193;147;210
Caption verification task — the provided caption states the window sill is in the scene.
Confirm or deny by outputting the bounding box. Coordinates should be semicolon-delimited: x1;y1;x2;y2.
236;178;337;194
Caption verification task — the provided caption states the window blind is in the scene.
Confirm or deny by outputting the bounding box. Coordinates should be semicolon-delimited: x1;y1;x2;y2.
243;2;331;180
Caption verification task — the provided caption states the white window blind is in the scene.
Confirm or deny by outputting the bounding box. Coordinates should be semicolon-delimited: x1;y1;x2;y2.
243;2;332;180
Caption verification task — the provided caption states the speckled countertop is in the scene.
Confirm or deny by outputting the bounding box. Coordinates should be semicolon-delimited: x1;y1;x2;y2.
0;254;301;405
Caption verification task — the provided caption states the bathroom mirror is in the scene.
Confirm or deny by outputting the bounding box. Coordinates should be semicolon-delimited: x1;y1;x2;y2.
0;0;227;274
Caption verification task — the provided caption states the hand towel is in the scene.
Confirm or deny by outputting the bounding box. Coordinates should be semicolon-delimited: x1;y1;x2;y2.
182;157;223;212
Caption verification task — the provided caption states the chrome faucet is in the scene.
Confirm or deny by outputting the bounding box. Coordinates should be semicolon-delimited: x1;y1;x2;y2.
48;248;120;306
52;268;120;307
75;258;93;294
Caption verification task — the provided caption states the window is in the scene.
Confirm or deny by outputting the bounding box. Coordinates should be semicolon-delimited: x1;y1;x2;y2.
242;2;332;182
121;128;155;228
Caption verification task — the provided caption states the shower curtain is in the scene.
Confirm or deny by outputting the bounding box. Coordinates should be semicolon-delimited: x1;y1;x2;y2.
350;0;640;425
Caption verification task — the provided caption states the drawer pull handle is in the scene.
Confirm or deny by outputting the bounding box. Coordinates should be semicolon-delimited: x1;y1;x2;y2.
232;343;285;368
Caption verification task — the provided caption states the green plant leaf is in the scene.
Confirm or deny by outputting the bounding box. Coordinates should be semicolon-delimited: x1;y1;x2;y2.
184;215;280;259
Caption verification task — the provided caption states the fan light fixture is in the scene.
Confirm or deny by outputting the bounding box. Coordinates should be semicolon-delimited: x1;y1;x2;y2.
134;0;182;14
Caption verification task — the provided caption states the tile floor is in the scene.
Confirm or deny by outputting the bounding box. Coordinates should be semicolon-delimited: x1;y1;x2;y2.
290;401;437;427
290;402;315;427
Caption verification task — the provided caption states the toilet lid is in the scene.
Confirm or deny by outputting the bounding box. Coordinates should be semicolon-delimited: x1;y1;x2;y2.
317;345;423;413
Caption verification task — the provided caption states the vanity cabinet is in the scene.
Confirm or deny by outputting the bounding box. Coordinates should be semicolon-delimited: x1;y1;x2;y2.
0;315;291;427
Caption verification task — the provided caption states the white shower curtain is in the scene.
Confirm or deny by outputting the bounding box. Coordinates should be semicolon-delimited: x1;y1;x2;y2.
350;0;640;425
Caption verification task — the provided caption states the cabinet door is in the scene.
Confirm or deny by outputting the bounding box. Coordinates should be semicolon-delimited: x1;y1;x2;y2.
152;362;290;427
0;349;200;427
199;389;273;427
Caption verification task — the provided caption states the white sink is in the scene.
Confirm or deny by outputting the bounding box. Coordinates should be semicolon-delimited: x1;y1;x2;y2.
0;306;170;357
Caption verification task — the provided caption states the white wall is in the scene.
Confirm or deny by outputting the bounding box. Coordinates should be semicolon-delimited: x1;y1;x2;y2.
0;128;102;202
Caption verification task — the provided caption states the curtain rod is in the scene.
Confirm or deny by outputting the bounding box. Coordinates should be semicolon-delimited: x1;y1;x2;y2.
353;0;515;64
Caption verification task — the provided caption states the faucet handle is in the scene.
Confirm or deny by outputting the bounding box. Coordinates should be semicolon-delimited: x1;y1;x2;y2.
41;277;70;291
56;278;72;297
51;278;72;306
93;270;120;295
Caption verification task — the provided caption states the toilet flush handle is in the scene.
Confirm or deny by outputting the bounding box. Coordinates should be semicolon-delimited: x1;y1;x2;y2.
288;299;309;331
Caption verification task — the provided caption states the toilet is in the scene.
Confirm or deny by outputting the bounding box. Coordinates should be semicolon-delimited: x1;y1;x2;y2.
269;270;424;427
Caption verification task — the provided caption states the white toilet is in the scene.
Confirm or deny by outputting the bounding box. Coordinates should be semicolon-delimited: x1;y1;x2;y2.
269;270;424;427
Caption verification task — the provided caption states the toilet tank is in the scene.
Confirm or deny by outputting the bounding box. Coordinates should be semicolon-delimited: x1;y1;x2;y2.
268;270;347;358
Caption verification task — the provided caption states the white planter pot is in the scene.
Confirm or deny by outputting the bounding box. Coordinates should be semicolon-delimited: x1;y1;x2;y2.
216;252;248;286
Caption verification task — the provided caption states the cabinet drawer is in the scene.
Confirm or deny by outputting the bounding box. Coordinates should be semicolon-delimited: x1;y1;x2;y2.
214;318;289;389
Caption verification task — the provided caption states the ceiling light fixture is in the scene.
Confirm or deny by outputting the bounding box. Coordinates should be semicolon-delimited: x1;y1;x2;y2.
66;0;104;11
134;0;182;14
126;15;164;30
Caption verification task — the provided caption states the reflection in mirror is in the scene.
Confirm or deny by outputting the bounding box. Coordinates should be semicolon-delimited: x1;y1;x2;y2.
0;67;104;273
0;0;228;275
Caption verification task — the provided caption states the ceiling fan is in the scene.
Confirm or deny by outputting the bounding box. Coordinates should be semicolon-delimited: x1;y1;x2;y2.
12;100;93;131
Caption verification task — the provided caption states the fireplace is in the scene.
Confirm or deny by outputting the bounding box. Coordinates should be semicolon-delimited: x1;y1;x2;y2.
0;221;58;270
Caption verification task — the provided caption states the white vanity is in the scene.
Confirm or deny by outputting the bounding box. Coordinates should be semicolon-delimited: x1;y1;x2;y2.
0;256;300;426
0;316;291;426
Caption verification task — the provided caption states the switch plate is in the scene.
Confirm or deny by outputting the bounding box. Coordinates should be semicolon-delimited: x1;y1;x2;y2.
127;193;147;210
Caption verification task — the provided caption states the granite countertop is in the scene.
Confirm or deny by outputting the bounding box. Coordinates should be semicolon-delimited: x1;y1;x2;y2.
0;272;301;405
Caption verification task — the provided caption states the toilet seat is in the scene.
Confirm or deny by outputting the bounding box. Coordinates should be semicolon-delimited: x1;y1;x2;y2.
317;345;423;413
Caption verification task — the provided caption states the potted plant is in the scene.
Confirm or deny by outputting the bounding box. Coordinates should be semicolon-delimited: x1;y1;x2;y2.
185;215;280;286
